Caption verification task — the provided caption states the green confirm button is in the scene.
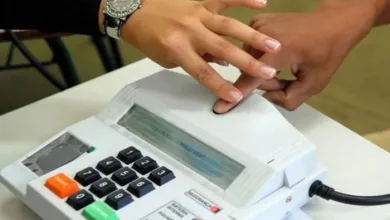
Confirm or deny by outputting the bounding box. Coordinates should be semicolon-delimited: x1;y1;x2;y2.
82;201;118;220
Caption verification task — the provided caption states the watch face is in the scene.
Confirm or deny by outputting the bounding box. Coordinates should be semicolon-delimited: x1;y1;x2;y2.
110;0;133;11
106;0;140;18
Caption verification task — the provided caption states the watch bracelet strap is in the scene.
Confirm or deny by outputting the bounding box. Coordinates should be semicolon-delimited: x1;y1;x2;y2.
104;14;126;39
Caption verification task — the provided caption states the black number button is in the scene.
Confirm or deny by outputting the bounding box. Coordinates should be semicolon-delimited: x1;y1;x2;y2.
117;146;143;164
105;189;133;210
89;178;117;198
148;166;175;186
96;156;122;175
127;177;155;198
74;167;101;186
132;156;158;175
111;167;138;186
66;190;94;210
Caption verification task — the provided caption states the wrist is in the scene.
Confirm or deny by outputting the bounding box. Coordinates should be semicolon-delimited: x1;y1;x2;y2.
118;0;146;42
97;0;142;39
318;0;389;26
315;0;378;47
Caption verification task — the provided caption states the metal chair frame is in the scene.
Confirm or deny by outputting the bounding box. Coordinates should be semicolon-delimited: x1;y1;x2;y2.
0;30;124;90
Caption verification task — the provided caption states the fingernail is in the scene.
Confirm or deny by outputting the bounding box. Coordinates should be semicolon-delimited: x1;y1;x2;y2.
229;90;243;102
213;101;236;114
222;61;229;66
219;60;229;66
260;65;277;78
265;39;281;51
255;0;267;5
214;58;229;66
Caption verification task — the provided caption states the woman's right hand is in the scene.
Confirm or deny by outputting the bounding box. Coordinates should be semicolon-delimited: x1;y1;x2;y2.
119;0;281;104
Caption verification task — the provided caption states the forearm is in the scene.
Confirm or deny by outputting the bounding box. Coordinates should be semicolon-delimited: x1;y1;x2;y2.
0;0;103;35
319;0;390;26
375;2;390;26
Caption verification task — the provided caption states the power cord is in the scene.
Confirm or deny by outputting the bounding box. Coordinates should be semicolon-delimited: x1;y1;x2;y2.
309;180;390;206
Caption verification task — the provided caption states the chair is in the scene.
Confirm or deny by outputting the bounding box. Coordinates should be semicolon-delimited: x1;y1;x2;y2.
0;30;124;91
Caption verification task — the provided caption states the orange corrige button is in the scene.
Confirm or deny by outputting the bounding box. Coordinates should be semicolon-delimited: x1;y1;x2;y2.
45;173;79;198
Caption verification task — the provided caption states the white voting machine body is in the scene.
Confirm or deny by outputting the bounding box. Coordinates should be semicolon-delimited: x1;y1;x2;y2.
0;70;326;220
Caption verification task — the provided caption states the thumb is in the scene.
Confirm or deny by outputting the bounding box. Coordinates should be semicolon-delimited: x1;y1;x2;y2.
258;51;292;71
264;67;330;110
204;0;267;14
262;81;306;111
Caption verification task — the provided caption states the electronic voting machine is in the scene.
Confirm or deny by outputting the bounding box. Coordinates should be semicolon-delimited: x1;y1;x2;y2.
0;70;326;220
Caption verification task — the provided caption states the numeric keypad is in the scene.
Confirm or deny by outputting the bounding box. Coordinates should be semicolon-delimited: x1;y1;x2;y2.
63;144;176;216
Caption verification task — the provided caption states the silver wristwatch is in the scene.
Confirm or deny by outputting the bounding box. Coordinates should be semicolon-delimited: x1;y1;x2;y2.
103;0;142;39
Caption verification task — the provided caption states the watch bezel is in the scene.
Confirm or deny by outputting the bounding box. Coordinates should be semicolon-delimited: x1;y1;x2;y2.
105;0;141;19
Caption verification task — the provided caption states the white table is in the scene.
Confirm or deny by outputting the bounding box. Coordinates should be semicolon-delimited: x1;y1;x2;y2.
1;58;390;220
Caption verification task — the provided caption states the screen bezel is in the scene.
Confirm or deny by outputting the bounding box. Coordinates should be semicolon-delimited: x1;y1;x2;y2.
117;104;245;190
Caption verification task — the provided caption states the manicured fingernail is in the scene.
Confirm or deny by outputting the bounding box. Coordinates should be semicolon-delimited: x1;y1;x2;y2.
214;58;229;66
222;61;229;66
213;101;236;114
260;65;277;78
229;90;243;102
219;60;229;66
265;39;281;51
255;0;267;5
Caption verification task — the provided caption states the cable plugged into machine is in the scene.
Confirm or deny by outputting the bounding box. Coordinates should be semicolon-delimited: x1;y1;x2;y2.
309;180;390;206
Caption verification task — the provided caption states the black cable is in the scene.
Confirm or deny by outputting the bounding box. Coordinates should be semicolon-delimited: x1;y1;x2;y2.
5;30;66;90
309;180;390;206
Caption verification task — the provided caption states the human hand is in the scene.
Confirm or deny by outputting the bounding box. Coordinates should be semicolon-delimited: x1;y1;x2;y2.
119;0;281;104
213;0;377;113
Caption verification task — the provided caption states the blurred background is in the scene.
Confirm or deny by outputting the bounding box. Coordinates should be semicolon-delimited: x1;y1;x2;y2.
1;0;390;150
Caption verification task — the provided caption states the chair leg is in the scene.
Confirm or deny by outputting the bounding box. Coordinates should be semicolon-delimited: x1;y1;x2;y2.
91;36;117;72
5;30;66;90
91;36;123;73
45;37;80;87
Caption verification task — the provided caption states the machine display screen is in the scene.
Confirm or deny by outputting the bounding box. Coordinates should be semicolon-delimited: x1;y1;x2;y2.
22;133;89;176
117;104;245;190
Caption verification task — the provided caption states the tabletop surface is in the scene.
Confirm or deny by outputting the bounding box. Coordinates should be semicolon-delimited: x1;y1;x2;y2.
1;59;390;220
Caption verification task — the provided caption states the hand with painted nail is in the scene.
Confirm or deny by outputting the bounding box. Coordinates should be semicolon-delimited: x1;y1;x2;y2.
119;0;280;104
213;0;380;113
